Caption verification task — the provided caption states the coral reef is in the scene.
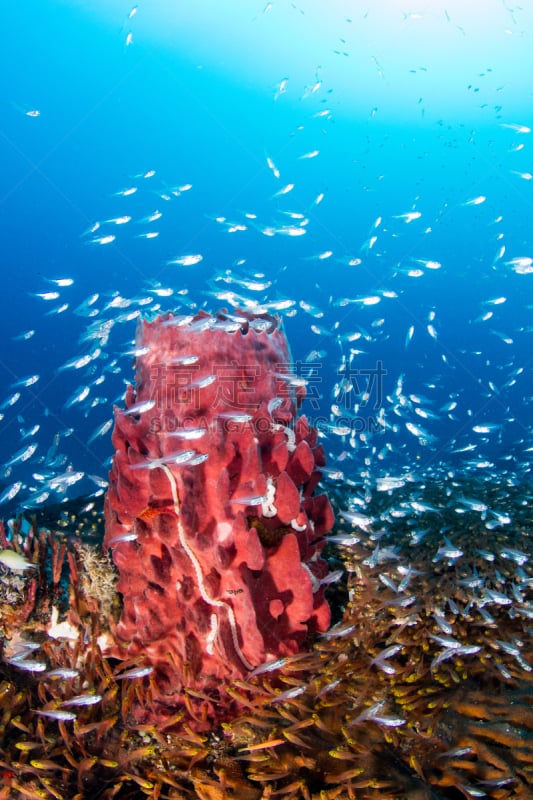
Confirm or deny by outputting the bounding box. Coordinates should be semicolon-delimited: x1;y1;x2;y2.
77;544;117;620
0;472;532;799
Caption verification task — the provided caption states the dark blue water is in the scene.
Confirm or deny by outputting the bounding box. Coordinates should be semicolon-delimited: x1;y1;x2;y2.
1;1;532;511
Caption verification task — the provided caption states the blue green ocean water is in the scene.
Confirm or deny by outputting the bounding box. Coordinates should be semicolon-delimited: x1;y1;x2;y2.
0;0;531;513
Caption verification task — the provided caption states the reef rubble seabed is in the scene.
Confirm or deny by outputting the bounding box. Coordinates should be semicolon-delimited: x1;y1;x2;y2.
0;476;533;800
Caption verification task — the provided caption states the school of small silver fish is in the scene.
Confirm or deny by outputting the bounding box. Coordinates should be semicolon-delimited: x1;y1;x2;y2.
0;111;531;533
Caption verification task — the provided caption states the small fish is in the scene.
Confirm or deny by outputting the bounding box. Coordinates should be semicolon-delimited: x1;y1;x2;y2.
5;442;38;467
46;277;73;287
184;374;217;390
393;211;421;223
0;481;23;504
161;314;195;329
34;709;77;721
270;685;306;703
248;656;292;678
48;471;84;490
64;385;90;408
88;419;113;443
412;258;442;270
0;391;21;409
476;548;495;562
472;423;501;434
431;645;480;671
376;476;406;491
437;746;474;759
11;374;39;388
266;156;281;178
168;254;203;267
121;399;156;416
457;496;488;513
106;294;132;310
500;122;531;133
321;622;356;639
104;215;131;225
7;658;47;672
370;645;402;675
23;491;50;507
138;210;163;224
14;741;45;751
107;531;138;546
318;569;344;587
370;713;406;728
61;694;102;707
230;494;267;506
272;183;294;198
115;665;154;680
45;302;69;315
429;634;463;649
327;534;360;546
167;354;199;366
273;78;287;100
405;422;436;445
89;234;116;245
483;588;512;606
59;353;93;371
0;549;37;571
129;449;198;470
13;329;35;341
457;572;484;590
81;221;100;237
44;668;80;680
432;611;454;633
32;291;60;301
87;474;108;489
433;537;463;563
379;574;399;592
496;639;521;658
8;642;41;660
217;412;253;423
273;224;306;237
499;546;528;565
505;256;533;273
149;285;173;297
165;427;206;441
316;679;341;698
354;294;381;306
303;77;322;97
340;509;374;529
185;452;208;466
350;700;404;727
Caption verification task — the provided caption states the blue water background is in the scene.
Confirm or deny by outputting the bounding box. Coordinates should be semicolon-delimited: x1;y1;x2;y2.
0;1;532;508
